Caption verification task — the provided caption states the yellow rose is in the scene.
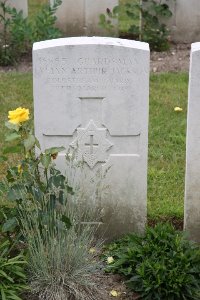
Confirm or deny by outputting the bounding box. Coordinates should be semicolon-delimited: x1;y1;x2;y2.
8;107;30;124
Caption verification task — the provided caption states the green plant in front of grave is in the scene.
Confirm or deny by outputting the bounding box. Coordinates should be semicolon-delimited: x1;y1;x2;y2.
0;238;28;300
99;0;174;51
18;192;103;300
0;106;105;299
0;107;73;241
103;223;200;300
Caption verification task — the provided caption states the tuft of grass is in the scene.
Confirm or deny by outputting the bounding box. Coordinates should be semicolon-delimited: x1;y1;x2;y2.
0;72;188;219
18;177;103;300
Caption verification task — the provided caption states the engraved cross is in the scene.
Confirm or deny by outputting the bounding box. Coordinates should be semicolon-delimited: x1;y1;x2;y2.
85;134;99;154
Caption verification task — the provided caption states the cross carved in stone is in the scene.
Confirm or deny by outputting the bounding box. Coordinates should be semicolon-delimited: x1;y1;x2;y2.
85;134;99;154
70;119;113;168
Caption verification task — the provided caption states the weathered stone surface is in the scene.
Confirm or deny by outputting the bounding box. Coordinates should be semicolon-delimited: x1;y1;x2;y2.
50;0;118;36
148;0;200;43
33;37;149;239
7;0;28;17
185;43;200;242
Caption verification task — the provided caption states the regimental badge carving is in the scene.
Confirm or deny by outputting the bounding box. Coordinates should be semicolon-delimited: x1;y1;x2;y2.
70;120;113;168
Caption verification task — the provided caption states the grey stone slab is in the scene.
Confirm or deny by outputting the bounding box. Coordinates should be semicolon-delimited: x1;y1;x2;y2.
185;42;200;242
50;0;118;36
33;37;149;240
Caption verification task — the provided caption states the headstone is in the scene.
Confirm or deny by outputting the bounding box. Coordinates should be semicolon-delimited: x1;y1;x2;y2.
185;42;200;242
50;0;118;36
33;37;149;239
7;0;28;17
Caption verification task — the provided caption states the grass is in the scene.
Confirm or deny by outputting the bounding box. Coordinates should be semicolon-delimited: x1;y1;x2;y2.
0;72;188;220
148;73;188;219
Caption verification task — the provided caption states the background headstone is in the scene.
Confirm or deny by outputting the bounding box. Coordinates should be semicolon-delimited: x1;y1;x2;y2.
50;0;118;36
148;0;200;43
185;42;200;243
33;37;149;240
7;0;28;17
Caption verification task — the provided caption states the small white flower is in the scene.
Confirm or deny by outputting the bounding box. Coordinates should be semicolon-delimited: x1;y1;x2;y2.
107;256;114;264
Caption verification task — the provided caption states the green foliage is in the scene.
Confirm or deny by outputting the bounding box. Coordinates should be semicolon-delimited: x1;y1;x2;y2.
29;0;62;42
0;239;28;300
99;0;174;51
19;200;102;300
0;108;73;239
0;0;61;66
0;1;30;65
104;223;200;300
0;104;105;299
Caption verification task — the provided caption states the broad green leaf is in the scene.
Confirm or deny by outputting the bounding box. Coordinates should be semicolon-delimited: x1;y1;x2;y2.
2;217;18;232
49;174;65;188
24;135;35;151
61;215;72;229
45;146;65;155
113;5;120;14
5;132;21;142
40;154;51;169
7;184;24;201
99;14;106;22
5;121;20;132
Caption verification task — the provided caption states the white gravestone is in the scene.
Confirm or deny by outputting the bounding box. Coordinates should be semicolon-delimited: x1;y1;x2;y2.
50;0;118;36
33;37;149;239
185;43;200;242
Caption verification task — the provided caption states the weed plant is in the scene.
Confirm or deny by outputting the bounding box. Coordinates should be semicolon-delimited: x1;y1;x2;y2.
104;223;200;300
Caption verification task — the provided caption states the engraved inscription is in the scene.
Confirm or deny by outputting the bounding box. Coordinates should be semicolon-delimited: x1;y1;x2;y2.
70;120;113;168
34;55;139;91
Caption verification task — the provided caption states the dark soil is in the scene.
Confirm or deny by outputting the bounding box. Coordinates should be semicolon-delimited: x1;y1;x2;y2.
150;43;190;74
0;43;190;74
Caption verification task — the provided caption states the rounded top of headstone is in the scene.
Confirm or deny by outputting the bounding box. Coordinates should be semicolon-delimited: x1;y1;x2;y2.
191;42;200;52
33;36;149;51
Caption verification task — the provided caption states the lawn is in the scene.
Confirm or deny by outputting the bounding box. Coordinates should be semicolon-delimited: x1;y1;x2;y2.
0;72;188;220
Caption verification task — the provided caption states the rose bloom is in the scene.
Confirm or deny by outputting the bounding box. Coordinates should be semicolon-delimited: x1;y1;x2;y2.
8;107;30;124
